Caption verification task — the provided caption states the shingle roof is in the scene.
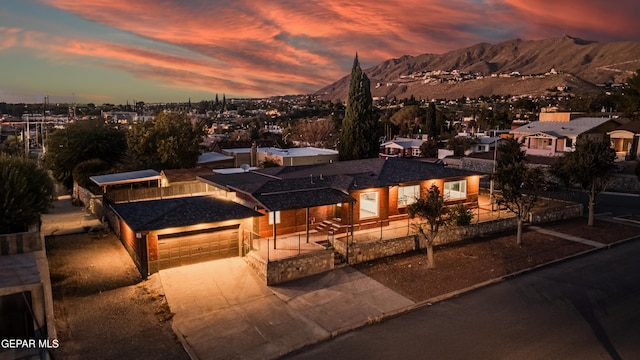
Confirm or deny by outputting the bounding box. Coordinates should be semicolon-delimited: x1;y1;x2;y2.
510;117;617;137
111;196;262;232
198;158;480;210
161;168;214;184
614;120;640;134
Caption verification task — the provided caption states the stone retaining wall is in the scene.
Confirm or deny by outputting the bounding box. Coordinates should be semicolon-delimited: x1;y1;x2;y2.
345;235;420;264
245;250;334;285
337;201;583;265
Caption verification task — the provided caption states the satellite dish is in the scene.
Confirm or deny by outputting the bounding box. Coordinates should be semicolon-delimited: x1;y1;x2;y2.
240;164;250;172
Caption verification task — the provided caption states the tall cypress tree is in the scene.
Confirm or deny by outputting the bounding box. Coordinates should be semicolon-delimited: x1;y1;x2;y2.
338;53;378;160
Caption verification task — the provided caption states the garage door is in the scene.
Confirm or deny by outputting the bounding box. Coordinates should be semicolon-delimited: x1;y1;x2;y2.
157;225;239;270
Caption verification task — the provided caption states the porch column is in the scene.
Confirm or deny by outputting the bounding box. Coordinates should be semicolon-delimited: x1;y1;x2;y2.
273;221;277;249
306;207;310;243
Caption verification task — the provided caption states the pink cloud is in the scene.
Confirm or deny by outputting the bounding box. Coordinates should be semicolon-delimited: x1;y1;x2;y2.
30;0;640;98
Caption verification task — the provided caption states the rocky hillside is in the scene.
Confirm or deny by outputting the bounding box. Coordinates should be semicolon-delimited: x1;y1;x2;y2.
316;35;640;101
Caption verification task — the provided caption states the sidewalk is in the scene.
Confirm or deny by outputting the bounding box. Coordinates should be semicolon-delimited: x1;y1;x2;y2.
41;196;102;236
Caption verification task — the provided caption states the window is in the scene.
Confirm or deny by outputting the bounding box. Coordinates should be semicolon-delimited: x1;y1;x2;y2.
412;147;421;157
268;211;280;225
444;180;467;201
359;192;379;219
398;185;420;207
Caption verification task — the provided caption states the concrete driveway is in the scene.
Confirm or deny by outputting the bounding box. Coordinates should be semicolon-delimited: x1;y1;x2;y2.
159;258;414;360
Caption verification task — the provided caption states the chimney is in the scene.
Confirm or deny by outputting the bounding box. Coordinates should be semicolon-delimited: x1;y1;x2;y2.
251;142;257;167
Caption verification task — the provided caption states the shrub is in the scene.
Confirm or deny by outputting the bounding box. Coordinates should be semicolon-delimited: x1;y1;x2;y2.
450;204;474;226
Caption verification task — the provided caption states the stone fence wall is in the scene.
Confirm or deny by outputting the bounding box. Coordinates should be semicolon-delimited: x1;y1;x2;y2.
337;200;583;265
339;235;420;264
73;182;104;218
607;174;640;193
245;249;334;285
0;226;41;255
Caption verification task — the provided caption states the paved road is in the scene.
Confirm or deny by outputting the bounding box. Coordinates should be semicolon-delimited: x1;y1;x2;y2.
543;190;640;217
287;240;640;360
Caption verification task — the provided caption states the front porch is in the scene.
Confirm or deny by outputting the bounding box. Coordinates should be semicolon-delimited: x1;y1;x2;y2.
243;192;583;284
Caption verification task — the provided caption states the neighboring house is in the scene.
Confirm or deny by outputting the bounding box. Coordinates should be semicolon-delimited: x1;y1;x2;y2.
199;158;481;241
470;136;502;154
0;225;55;358
222;145;339;167
379;137;426;158
196;151;235;168
607;120;640;161
510;117;624;156
109;196;261;276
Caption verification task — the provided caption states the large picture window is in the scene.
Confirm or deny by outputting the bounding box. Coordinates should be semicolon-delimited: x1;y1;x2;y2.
398;185;420;207
359;192;379;219
444;180;467;201
268;211;281;225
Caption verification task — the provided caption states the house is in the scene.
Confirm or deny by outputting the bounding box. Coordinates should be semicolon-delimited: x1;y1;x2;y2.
221;144;339;167
510;117;624;156
103;158;481;277
199;158;482;241
379;137;426;158
607;120;640;161
109;196;261;276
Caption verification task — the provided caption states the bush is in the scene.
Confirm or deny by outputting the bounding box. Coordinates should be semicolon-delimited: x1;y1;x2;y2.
450;204;474;226
0;155;53;233
73;159;112;194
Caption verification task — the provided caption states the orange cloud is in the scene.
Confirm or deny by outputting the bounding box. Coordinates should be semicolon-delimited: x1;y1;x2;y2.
26;0;640;99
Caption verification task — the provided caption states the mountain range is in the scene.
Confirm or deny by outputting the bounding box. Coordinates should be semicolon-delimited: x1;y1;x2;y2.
315;35;640;101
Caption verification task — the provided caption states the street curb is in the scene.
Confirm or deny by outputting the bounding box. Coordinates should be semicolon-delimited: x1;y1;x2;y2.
288;232;640;357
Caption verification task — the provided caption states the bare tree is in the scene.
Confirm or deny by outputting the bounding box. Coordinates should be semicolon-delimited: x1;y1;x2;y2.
291;118;338;148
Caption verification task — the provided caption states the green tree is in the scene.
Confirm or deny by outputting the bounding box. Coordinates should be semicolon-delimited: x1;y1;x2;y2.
127;112;204;169
493;138;545;245
550;139;617;226
45;120;126;188
407;184;451;269
390;105;422;137
419;138;439;158
0;135;23;156
338;54;378;160
426;102;438;138
0;155;53;234
616;69;640;118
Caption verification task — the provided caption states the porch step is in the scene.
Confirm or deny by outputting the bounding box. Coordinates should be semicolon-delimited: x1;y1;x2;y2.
315;219;344;234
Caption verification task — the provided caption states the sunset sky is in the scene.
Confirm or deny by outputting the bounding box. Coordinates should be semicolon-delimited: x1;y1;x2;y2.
1;0;639;104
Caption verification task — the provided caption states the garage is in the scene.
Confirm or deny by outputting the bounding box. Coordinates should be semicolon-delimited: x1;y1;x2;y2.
157;225;239;269
110;195;262;277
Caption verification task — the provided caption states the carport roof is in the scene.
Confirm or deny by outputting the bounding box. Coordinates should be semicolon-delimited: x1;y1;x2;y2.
90;169;161;187
111;196;262;232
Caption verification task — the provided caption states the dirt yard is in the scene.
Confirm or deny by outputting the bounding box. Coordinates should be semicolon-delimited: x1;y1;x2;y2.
355;218;640;302
46;233;190;360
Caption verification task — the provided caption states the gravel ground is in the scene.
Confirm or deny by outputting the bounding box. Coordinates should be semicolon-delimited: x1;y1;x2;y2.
355;218;640;302
46;233;190;360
